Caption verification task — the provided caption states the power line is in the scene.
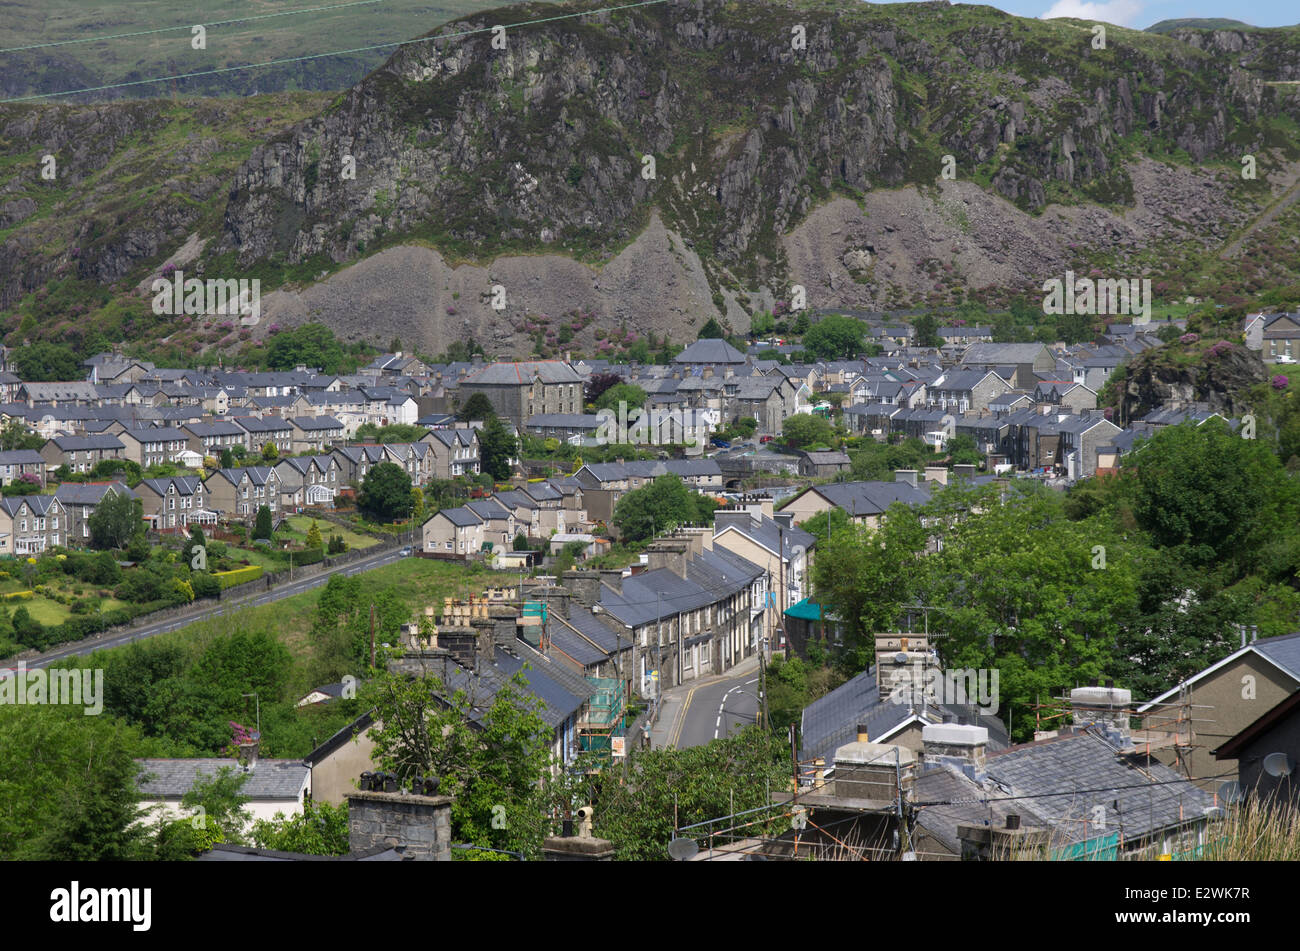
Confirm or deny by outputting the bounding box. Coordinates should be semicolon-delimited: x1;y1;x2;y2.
0;0;389;55
0;0;671;104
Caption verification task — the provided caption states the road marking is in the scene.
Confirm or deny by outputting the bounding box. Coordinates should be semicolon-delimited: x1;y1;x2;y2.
670;680;705;748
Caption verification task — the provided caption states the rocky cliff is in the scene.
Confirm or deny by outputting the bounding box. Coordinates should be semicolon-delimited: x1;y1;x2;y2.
4;0;1300;357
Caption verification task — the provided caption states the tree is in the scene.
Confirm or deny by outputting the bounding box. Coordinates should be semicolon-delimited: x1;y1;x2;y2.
261;442;279;462
584;373;623;404
478;415;517;481
698;317;726;339
0;704;149;860
308;574;409;680
944;433;983;467
593;382;647;413
251;801;349;856
305;520;324;549
0;420;44;451
613;474;710;542
781;413;835;449
357;462;414;521
355;423;429;443
90;458;143;486
802;314;866;360
457;392;497;422
1125;419;1300;578
179;766;252;848
183;526;207;569
264;323;356;375
13;341;79;382
363;668;552;858
253;505;273;540
592;728;790;861
513;532;529;551
912;314;943;349
88;491;143;549
219;448;235;468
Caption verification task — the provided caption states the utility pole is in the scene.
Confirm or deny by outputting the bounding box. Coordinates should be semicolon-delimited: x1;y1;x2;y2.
369;603;376;669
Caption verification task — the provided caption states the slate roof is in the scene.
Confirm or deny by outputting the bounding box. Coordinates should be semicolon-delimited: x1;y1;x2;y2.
135;759;308;800
983;729;1215;842
0;450;44;465
673;338;748;364
48;434;125;451
433;506;481;527
462;361;583;385
54;481;129;505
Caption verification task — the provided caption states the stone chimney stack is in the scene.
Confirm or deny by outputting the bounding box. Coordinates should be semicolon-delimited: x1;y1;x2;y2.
1070;684;1132;747
347;775;453;861
924;466;948;485
895;469;918;487
921;723;988;781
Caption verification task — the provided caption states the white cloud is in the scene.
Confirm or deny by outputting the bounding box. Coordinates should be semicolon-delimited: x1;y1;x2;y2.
1040;0;1143;27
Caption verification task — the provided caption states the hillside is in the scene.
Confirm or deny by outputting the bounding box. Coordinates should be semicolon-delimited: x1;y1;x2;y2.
6;0;1300;360
0;0;494;102
1145;19;1253;34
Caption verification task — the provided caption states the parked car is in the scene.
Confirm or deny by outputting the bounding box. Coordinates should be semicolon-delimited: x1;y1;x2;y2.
399;547;412;557
711;437;731;448
760;435;774;444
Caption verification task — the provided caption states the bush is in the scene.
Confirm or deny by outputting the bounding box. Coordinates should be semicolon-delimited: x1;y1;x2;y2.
190;572;221;599
214;565;264;590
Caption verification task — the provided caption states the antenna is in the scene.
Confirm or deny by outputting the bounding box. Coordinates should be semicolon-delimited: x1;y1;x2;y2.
667;837;698;861
1217;780;1244;805
1263;752;1294;779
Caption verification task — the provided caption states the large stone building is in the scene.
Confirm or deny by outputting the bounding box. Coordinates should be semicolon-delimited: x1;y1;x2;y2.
457;361;584;427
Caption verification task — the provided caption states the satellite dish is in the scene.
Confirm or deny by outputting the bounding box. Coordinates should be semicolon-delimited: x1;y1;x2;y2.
1218;780;1244;805
893;652;909;665
667;837;699;861
1263;752;1294;778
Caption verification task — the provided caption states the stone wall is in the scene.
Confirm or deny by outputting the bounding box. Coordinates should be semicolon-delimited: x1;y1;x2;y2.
346;790;453;861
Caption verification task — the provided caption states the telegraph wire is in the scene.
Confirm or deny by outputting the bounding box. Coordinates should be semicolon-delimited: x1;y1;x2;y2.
0;0;671;104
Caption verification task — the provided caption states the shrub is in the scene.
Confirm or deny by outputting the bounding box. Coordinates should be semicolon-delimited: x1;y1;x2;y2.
214;565;264;590
190;572;221;599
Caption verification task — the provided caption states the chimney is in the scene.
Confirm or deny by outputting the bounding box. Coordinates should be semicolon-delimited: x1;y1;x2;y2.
921;723;988;781
953;464;976;479
562;570;603;607
1069;685;1132;747
895;469;918;486
714;510;756;533
924;466;948;485
831;738;916;803
347;776;452;861
773;511;794;529
645;539;690;577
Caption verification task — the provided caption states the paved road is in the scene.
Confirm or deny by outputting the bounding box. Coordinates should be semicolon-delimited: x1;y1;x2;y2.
652;657;764;750
22;545;408;668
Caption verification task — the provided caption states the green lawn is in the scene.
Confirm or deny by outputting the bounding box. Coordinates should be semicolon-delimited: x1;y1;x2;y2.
98;557;493;662
285;516;377;550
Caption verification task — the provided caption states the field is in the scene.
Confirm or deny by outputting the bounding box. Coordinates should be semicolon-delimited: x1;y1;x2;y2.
113;556;492;662
283;516;377;551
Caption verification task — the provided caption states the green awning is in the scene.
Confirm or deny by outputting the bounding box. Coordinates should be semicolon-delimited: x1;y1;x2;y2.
784;598;826;621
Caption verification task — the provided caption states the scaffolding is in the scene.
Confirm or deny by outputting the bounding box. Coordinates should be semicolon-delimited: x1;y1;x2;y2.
577;677;627;769
1030;684;1214;779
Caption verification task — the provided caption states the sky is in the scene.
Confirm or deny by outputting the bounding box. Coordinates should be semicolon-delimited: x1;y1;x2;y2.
932;0;1297;29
